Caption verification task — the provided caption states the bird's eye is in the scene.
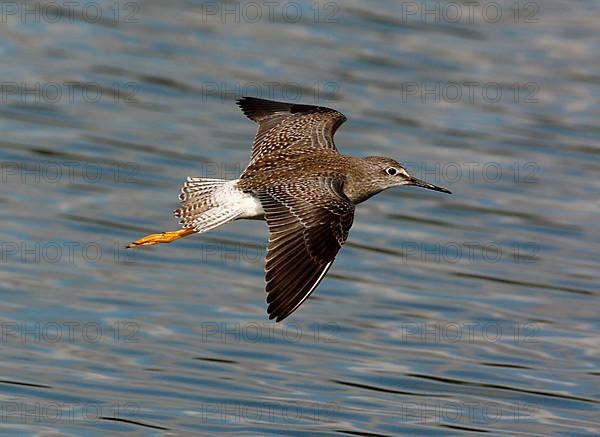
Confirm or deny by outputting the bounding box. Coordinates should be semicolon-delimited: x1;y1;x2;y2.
386;167;398;176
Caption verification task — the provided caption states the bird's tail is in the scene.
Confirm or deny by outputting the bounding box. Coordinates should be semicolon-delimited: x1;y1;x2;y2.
127;177;245;248
174;177;245;233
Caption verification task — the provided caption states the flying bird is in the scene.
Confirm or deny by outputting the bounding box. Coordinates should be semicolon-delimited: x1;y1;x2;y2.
128;97;451;321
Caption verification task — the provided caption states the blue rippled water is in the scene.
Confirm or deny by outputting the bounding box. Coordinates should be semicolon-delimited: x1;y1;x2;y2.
0;0;599;435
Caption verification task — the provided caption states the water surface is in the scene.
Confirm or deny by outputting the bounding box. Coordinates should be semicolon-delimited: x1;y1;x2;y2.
0;0;599;435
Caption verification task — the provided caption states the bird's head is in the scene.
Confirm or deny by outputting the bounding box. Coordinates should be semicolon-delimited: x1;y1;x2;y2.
357;156;451;198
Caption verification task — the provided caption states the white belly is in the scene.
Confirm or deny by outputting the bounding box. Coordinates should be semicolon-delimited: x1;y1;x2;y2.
218;180;264;220
238;193;265;220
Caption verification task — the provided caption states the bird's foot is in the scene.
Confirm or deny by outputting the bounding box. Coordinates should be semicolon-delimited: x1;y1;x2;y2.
127;229;194;248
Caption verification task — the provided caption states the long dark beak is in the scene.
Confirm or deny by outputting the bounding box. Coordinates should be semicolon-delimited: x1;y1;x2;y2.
408;177;452;194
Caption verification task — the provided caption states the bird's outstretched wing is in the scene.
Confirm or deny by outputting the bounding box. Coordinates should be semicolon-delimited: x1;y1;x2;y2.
254;176;355;322
236;97;347;165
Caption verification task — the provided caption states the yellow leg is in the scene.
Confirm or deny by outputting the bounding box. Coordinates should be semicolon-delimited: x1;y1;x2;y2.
127;228;194;248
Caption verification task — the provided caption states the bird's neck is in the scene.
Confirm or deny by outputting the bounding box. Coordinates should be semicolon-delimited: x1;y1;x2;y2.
342;157;382;204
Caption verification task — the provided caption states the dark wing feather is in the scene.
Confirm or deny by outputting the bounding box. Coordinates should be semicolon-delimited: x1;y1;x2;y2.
254;176;354;322
236;97;347;164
